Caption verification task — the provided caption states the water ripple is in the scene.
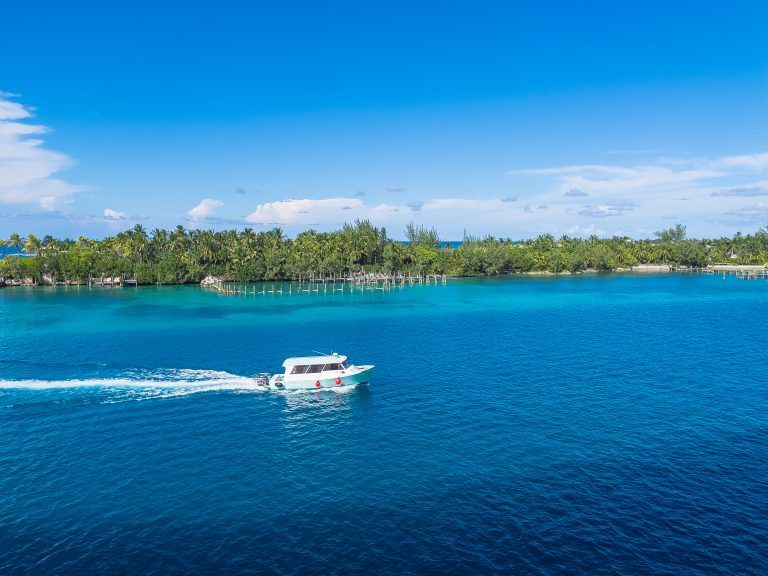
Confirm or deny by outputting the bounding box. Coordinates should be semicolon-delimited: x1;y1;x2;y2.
1;276;767;574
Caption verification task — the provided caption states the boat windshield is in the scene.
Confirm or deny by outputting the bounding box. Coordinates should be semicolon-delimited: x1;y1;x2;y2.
289;361;349;374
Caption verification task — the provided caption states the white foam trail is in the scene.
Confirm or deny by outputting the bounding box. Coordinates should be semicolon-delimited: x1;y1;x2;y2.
0;369;264;393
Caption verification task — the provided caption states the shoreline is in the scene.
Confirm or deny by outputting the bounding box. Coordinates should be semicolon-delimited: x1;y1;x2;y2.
2;264;766;289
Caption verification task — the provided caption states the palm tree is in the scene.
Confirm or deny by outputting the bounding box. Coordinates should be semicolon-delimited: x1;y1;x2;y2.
169;226;190;262
130;224;149;263
150;228;168;258
23;234;42;256
656;243;673;263
9;233;21;253
262;228;287;279
193;230;219;266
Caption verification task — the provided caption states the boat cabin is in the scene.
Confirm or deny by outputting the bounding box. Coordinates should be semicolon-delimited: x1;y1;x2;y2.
283;354;350;376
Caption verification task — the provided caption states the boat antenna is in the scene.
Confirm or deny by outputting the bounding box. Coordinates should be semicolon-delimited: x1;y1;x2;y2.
311;349;330;356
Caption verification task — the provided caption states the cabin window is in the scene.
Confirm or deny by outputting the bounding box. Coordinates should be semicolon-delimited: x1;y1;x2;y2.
341;361;350;369
307;364;324;373
324;363;340;371
291;365;309;374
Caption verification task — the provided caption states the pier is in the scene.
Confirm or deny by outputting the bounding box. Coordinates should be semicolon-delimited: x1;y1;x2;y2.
703;266;768;280
676;265;768;280
201;272;447;296
87;274;138;287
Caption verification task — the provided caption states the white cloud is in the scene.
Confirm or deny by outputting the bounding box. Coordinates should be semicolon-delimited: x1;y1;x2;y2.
0;92;82;210
721;202;768;225
246;197;363;225
509;164;639;177
238;194;669;239
578;201;635;218
566;224;606;236
369;203;402;216
104;208;129;221
421;198;495;210
188;198;224;220
713;153;768;171
39;196;58;210
0;98;31;121
559;166;720;196
504;152;768;236
509;153;768;199
712;182;768;197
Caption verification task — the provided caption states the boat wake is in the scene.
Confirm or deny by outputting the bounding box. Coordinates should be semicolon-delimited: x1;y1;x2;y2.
0;367;360;404
0;368;267;402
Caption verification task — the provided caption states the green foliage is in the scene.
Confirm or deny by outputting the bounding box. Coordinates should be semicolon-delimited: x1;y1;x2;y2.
1;225;767;285
654;223;687;243
672;240;708;267
405;222;440;248
0;255;24;279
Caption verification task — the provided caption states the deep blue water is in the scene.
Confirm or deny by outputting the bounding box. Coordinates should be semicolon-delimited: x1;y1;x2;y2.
1;274;767;575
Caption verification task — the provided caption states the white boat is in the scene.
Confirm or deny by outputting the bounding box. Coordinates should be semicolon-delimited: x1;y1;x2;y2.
257;353;375;391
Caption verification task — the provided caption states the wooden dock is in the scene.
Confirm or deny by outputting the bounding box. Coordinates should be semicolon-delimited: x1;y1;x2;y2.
678;265;768;280
201;272;447;297
87;274;138;287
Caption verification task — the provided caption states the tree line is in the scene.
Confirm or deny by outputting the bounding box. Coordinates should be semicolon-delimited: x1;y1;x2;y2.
1;221;767;285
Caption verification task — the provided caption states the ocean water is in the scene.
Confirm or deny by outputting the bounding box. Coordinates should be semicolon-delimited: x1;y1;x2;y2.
1;274;766;575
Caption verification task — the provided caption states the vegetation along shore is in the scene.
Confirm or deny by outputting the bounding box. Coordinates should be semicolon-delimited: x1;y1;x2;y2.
1;222;767;286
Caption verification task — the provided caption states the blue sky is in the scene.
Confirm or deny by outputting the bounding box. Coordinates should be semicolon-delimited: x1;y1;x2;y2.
1;0;767;239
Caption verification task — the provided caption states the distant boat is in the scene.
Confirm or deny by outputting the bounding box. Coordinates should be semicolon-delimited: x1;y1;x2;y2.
257;353;374;391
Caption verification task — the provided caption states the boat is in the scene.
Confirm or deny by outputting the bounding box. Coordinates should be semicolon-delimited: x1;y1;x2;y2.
256;353;375;391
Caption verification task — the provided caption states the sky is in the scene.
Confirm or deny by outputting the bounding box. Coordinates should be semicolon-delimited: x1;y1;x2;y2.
1;0;767;240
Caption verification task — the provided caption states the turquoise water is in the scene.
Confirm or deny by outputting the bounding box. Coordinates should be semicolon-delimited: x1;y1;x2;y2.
1;274;767;574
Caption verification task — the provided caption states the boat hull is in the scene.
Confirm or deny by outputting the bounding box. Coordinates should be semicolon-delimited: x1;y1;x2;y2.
270;365;374;390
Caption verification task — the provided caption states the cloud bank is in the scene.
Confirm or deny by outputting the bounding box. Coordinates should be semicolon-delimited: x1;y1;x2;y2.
503;152;768;235
0;92;82;211
240;152;768;238
246;198;364;225
712;185;768;197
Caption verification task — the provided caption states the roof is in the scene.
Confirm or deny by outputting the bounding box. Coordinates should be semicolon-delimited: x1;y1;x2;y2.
282;354;347;367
